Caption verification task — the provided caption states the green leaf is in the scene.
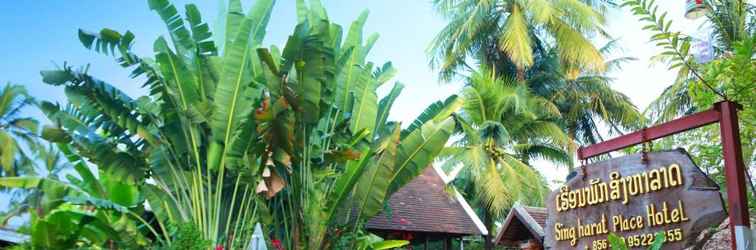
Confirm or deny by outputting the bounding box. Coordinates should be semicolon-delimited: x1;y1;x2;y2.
335;10;370;114
78;29;141;67
148;0;195;56
78;28;127;56
0;131;17;174
41;126;71;143
144;184;184;224
211;1;271;159
223;0;244;52
344;10;369;50
11;118;39;133
249;0;275;46
102;171;141;207
350;64;378;136
402;95;462;138
498;4;533;68
0;176;41;188
257;48;280;76
607;233;628;250
324;148;372;224
155;37;201;108
680;39;691;56
374;82;404;135
282;20;335;123
649;231;666;250
59;143;106;197
389;117;455;194
63;196;130;213
372;240;409;250
295;0;308;23
373;62;396;86
40;70;76;86
185;4;217;56
0;84;31;116
353;126;400;220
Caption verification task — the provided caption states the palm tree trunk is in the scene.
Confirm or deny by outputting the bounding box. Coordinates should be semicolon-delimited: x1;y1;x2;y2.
516;68;525;81
484;209;493;250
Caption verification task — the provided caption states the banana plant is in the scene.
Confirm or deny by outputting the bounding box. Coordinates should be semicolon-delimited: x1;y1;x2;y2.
23;0;460;249
0;144;154;249
254;1;458;248
38;0;277;246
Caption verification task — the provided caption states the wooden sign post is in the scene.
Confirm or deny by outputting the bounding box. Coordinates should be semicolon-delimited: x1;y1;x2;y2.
544;150;726;249
567;101;751;250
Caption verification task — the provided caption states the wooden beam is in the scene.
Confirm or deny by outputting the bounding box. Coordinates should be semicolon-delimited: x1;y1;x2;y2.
578;108;720;159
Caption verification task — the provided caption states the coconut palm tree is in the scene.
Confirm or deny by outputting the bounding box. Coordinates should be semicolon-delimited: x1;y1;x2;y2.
527;41;644;147
429;0;608;80
0;144;70;226
0;83;38;177
440;67;570;249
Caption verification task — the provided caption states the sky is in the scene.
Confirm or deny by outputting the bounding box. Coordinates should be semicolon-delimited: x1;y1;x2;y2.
0;1;711;189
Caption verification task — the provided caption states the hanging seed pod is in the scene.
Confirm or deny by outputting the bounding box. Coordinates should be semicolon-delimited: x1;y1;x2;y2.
262;166;271;177
255;180;268;194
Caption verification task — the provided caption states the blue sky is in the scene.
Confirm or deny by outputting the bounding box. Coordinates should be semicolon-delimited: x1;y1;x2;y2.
1;0;462;124
1;0;711;186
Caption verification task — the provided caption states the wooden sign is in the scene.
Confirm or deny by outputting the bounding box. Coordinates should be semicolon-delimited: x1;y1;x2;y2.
544;149;726;249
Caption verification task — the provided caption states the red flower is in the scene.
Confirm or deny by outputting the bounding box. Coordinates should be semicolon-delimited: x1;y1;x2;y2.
215;245;224;250
272;239;284;250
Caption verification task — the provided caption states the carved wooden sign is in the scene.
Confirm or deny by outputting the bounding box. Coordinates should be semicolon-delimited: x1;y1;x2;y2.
544;149;726;249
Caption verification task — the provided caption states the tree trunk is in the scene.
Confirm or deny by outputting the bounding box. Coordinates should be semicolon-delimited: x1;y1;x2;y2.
484;209;494;250
516;68;525;81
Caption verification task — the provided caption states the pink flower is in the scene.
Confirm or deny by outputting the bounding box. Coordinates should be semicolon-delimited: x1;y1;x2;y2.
215;245;224;250
399;218;409;225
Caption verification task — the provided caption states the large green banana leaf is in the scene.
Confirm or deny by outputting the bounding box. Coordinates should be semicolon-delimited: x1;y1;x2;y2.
349;63;378;136
389;117;456;194
210;0;273;170
374;82;404;136
352;126;400;220
402;95;463;139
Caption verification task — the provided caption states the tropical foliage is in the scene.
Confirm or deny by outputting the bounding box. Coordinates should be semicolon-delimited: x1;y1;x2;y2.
430;1;643;249
0;0;459;249
440;67;569;248
623;0;755;239
0;83;38;177
442;67;568;217
0;144;70;227
429;0;642;151
429;0;609;80
0;145;155;249
527;42;644;147
628;0;755;122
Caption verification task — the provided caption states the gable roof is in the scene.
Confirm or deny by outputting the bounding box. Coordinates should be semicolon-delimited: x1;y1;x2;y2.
366;166;487;236
494;205;547;246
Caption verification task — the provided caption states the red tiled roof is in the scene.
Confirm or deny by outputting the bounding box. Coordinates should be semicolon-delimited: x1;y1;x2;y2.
365;167;484;236
494;205;547;246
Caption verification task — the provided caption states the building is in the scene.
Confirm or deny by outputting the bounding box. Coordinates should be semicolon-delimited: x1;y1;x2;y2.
494;205;547;249
366;166;487;250
0;227;29;247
